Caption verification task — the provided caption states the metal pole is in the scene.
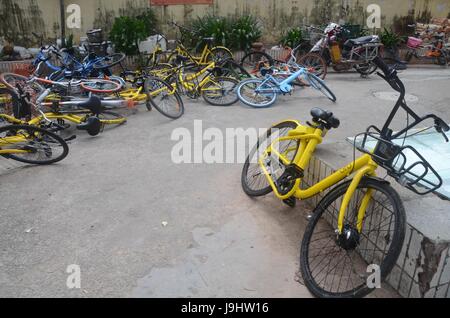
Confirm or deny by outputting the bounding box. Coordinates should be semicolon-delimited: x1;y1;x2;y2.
60;0;66;47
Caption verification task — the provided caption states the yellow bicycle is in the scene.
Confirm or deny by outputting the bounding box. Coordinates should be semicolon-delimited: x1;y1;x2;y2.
0;124;69;164
157;58;239;106
242;57;448;297
0;74;127;136
167;22;233;66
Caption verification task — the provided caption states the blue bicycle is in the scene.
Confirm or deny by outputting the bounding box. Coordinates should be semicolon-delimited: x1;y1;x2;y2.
32;45;125;82
236;63;336;108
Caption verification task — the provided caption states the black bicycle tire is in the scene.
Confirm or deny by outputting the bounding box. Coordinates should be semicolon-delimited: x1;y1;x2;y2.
2;124;69;165
144;77;184;119
202;76;239;106
241;121;299;197
307;73;337;102
300;177;406;298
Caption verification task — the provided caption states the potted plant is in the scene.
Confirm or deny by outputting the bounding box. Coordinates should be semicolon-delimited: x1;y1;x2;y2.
379;27;407;69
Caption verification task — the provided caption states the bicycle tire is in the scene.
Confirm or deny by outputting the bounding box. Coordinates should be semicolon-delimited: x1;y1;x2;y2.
201;76;239;106
206;47;233;64
217;59;252;81
144;77;184;119
300;177;406;298
0;124;69;165
242;121;299;196
98;111;127;125
240;51;274;77
237;78;278;108
92;53;126;69
80;79;122;94
298;53;328;80
306;73;336;102
354;63;378;76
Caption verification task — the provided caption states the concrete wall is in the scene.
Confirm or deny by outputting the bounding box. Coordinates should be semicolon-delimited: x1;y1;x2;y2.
2;0;450;46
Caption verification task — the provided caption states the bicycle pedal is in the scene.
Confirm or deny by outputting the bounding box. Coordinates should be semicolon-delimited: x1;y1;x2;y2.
284;164;304;179
283;197;297;208
146;101;153;111
276;164;304;196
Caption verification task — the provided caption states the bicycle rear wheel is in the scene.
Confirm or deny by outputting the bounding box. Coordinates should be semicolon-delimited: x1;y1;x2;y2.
298;53;327;79
237;79;278;108
80;79;122;94
206;47;233;64
300;178;405;298
0;124;69;165
144;77;184;119
240;51;274;77
242;121;299;196
306;73;336;102
202;76;239;106
92;53;126;69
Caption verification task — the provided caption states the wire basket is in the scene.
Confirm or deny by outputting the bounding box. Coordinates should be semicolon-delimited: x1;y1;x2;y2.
355;129;443;195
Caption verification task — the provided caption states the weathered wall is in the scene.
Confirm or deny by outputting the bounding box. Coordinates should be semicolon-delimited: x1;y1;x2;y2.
2;0;450;46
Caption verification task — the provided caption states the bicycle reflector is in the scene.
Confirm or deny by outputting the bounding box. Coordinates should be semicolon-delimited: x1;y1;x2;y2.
356;131;443;195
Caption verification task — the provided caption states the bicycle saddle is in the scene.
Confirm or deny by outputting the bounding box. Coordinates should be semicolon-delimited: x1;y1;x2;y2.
349;35;379;45
311;108;340;129
77;95;103;115
202;37;215;43
77;116;102;136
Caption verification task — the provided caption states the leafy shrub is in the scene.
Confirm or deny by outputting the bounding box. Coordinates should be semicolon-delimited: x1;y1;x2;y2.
279;27;303;48
229;15;262;51
379;28;403;49
109;9;159;56
189;15;229;49
186;15;262;51
137;9;160;35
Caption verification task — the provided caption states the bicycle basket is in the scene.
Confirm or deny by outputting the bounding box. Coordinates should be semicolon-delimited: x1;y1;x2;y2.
355;130;443;195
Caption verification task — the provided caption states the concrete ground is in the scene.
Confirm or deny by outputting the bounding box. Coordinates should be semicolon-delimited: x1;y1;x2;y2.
1;66;449;298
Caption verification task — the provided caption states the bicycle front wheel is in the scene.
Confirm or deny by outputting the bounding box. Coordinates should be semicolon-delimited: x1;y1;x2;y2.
300;177;406;298
206;47;233;64
306;73;336;102
237;79;278;108
202;76;239;106
144;77;184;119
0;124;69;165
80;79;122;94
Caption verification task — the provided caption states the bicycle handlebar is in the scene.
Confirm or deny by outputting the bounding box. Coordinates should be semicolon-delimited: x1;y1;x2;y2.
372;56;449;142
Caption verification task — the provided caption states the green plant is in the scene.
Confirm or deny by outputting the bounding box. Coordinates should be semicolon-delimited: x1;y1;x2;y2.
136;9;159;35
379;27;402;49
185;15;262;51
65;34;74;49
279;27;303;48
109;16;148;55
189;15;229;50
229;15;262;51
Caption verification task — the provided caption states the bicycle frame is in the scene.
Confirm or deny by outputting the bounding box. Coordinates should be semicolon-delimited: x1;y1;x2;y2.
258;123;378;233
257;67;308;93
0;135;30;154
34;49;111;79
174;42;213;65
175;62;218;92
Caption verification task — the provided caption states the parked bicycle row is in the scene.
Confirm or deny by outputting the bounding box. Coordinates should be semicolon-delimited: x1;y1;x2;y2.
1;19;449;299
